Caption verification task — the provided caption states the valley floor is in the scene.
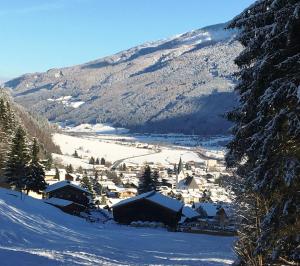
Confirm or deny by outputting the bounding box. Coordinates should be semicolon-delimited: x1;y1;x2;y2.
0;188;235;266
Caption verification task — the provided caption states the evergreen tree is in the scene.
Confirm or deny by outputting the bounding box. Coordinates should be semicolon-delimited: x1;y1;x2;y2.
152;170;160;191
95;158;100;165
77;166;83;174
226;1;300;265
93;181;102;196
0;98;15;177
100;157;105;165
80;171;93;195
94;170;99;181
66;164;73;174
112;172;122;186
5;126;29;191
24;138;46;194
185;162;190;170
73;150;79;158
55;167;60;179
118;163;126;171
173;163;177;173
89;156;95;165
138;165;157;194
44;153;53;171
0;100;8;175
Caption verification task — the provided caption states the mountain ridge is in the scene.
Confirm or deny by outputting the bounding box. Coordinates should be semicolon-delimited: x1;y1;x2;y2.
4;22;242;135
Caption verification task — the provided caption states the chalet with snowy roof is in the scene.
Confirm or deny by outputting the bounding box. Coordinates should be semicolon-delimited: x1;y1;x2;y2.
192;202;230;227
117;188;137;199
179;206;201;224
112;191;183;228
177;175;201;191
45;170;58;182
44;181;92;214
193;202;219;218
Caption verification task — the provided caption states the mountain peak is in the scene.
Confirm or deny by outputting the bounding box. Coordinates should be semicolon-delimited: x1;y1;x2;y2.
5;22;242;135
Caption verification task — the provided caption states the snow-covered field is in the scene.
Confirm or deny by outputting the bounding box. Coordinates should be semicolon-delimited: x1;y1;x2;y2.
60;123;230;149
0;188;235;265
64;123;129;134
53;133;205;167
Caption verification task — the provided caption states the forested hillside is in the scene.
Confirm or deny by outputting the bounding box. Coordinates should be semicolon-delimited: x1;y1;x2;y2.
5;23;242;135
0;89;60;182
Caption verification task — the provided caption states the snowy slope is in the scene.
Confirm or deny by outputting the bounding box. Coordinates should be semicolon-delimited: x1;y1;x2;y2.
0;188;235;265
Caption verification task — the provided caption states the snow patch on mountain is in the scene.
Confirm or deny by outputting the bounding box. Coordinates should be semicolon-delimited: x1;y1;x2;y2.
63;123;129;133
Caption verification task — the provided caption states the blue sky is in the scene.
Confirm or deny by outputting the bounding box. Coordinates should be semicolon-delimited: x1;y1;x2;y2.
0;0;255;78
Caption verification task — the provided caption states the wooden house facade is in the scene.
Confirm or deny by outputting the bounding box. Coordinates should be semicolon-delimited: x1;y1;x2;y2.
44;181;91;215
112;191;183;228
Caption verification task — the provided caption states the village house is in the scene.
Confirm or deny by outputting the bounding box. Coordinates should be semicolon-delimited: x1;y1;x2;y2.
179;206;201;224
193;202;230;228
179;190;203;204
44;169;58;182
117;188;137;199
43;181;92;215
177;175;201;191
112;191;183;228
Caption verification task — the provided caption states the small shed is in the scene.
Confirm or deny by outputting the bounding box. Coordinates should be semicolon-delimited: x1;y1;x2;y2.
44;197;86;215
112;191;183;228
44;181;91;207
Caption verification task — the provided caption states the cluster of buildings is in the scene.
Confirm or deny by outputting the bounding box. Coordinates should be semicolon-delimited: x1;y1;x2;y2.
41;151;236;233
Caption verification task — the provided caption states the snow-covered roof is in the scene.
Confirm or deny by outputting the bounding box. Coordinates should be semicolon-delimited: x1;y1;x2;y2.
194;202;218;217
112;191;183;213
147;192;183;212
45;170;56;176
182;206;200;219
44;197;73;207
107;198;123;207
44;181;91;194
112;191;153;208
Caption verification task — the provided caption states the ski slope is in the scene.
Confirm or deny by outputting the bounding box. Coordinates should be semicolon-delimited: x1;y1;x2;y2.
0;188;235;265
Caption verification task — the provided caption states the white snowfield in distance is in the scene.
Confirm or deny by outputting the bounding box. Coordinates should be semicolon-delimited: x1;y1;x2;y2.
0;188;235;265
63;123;129;134
47;96;85;109
52;133;204;167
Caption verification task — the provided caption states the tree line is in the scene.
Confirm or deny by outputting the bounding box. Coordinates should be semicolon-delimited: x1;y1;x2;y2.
0;98;48;194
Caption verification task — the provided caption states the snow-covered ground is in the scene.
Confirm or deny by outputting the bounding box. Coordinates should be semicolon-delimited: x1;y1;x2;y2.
60;123;230;149
53;133;204;166
0;188;235;265
47;96;85;109
64;123;129;134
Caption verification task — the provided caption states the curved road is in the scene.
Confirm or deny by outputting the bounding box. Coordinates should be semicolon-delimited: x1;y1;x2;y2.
110;148;161;170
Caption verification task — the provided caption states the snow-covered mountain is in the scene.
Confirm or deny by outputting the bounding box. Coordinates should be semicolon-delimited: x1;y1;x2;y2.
4;23;242;135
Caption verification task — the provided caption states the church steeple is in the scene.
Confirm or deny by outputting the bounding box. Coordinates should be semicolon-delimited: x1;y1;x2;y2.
177;157;183;174
176;157;184;189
